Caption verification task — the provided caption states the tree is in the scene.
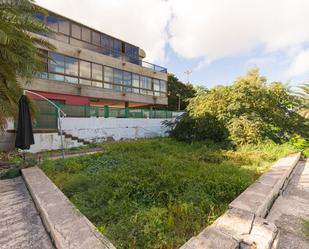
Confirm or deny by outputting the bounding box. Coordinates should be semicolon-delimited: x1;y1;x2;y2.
294;83;309;119
182;68;308;145
0;0;54;130
165;74;196;111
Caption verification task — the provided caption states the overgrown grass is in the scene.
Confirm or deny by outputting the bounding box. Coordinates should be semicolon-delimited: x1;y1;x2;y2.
41;138;297;249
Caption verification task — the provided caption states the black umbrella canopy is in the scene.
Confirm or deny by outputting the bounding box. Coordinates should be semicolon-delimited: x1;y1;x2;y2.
15;95;34;150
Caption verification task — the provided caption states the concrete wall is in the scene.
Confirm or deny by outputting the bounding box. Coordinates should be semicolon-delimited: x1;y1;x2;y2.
61;117;170;143
0;120;15;152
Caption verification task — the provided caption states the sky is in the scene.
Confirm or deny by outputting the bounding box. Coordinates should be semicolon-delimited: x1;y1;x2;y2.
36;0;309;88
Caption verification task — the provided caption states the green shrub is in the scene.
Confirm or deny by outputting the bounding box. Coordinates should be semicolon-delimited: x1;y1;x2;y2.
186;68;308;145
165;113;229;143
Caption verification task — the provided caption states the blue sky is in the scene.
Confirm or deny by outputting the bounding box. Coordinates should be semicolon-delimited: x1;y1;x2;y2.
37;0;309;89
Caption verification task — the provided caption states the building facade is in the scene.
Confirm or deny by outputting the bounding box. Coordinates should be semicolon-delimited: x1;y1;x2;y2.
23;7;168;108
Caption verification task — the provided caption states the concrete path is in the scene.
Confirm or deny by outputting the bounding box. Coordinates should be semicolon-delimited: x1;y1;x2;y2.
267;159;309;249
0;177;55;249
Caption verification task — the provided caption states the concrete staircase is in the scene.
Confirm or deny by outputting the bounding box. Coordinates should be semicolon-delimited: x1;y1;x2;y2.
60;131;91;145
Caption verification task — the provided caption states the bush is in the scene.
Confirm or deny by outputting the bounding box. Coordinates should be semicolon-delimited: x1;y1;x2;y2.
185;69;308;145
165;113;229;143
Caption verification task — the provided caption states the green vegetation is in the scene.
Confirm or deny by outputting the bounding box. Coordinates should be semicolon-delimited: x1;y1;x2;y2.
169;69;308;146
163;74;196;111
0;0;53;130
41;138;296;249
302;219;309;239
294;82;309;119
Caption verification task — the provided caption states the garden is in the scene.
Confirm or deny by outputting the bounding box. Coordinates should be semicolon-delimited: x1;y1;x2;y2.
41;138;296;249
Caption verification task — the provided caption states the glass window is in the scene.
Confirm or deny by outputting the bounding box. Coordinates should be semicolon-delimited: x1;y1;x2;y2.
123;71;131;86
49;73;64;81
104;83;112;89
65;57;78;76
79;79;91;86
46;15;58;31
160;80;167;92
71;23;81;39
65;76;78;84
49;52;64;74
113;85;122;91
92;31;100;46
92;63;102;81
82;27;91;42
101;34;113;50
140;76;152;89
113;69;123;84
113;39;122;52
140;89;147;95
79;60;91;78
34;14;45;22
104;67;113;82
153;79;160;91
58;18;70;35
154;91;160;96
132;88;139;93
92;81;103;88
132;74;139;88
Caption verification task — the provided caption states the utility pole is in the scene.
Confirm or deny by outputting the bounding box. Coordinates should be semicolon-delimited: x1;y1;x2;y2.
184;70;192;83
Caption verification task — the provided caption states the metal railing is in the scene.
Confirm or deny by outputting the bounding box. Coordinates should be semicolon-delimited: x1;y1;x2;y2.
32;101;173;129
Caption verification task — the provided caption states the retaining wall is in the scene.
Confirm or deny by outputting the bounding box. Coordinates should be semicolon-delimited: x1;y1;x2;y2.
181;153;301;249
61;117;170;143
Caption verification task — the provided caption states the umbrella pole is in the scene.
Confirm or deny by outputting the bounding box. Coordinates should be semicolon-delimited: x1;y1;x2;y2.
58;109;65;159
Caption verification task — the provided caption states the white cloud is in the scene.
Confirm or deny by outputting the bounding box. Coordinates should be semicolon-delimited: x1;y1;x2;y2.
36;0;309;76
168;0;309;62
287;49;309;76
36;0;170;62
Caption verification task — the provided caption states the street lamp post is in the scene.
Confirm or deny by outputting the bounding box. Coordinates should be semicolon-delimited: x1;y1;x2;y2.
176;93;181;111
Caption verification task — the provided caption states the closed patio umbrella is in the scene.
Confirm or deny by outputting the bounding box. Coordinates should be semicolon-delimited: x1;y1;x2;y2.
15;95;34;150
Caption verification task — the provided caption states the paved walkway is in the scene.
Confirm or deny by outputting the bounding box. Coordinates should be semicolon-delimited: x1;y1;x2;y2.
0;177;55;249
267;159;309;249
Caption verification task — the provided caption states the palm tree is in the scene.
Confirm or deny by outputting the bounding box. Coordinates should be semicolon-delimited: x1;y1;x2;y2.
294;83;309;119
0;0;54;130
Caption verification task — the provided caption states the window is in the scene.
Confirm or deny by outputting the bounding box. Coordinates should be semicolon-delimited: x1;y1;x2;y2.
123;71;131;86
92;81;103;88
153;79;160;91
125;44;139;64
104;67;113;82
101;34;113;51
132;74;139;88
160;80;167;92
79;79;91;86
113;40;122;52
58;18;70;35
92;63;103;81
140;76;152;89
65;57;78;76
132;88;139;93
49;53;64;74
49;73;64;81
123;71;132;92
65;76;78;84
82;27;91;42
113;69;123;85
92;31;100;46
104;83;112;89
34;14;45;22
71;23;81;39
46;15;58;31
79;60;91;78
